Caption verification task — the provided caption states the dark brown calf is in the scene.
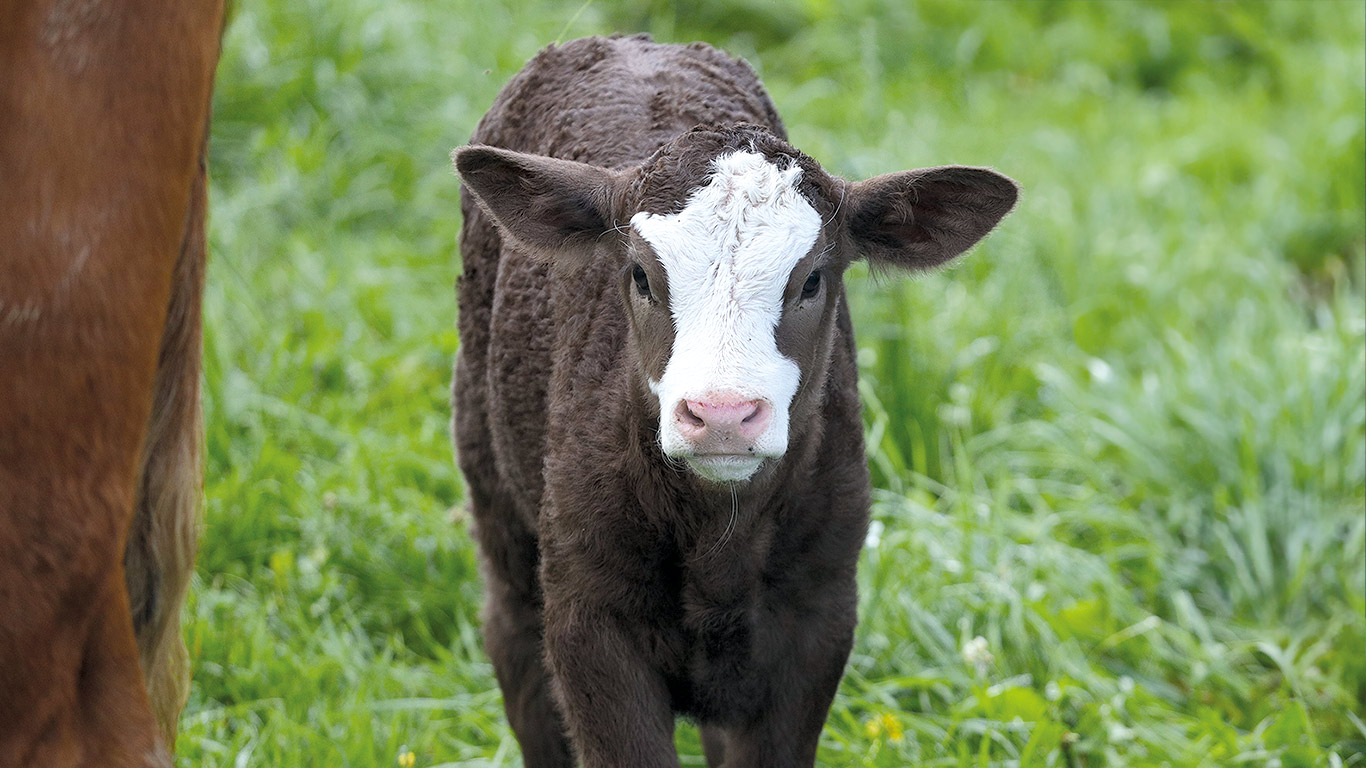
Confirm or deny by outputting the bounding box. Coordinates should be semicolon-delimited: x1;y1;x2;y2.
0;1;224;765
453;35;1015;767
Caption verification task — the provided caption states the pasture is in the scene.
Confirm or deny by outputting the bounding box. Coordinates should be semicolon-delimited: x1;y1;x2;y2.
184;1;1364;765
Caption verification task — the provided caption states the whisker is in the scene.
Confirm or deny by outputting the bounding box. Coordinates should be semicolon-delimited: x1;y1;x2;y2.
824;184;847;227
599;219;631;242
703;483;740;561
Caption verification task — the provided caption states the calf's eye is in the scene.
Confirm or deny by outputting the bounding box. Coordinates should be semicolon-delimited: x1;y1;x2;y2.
801;270;822;299
632;263;651;298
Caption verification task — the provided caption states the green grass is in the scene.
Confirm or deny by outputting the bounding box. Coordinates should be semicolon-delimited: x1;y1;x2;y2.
183;1;1366;765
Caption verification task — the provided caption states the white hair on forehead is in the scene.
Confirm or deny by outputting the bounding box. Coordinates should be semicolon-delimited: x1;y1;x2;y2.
634;150;814;306
631;149;822;481
709;149;804;205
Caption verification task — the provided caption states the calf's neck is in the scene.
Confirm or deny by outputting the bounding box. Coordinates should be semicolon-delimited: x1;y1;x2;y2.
452;34;1016;768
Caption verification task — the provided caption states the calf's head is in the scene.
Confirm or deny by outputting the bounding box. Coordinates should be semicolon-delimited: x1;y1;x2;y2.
455;126;1016;484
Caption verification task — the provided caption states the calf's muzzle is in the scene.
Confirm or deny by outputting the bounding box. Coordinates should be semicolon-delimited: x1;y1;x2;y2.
673;393;772;455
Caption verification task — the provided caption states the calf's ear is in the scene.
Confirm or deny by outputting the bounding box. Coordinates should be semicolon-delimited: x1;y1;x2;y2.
845;166;1018;271
453;145;623;264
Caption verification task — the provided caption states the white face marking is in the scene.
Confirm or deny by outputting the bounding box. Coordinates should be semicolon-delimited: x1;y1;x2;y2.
631;150;822;482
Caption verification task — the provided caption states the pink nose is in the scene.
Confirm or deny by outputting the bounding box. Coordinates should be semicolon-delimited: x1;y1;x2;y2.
674;394;771;453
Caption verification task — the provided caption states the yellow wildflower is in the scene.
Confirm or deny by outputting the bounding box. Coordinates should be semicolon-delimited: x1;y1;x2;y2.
865;711;904;743
880;712;904;743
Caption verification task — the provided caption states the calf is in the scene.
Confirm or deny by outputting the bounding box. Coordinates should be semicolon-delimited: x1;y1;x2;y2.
0;1;223;765
453;35;1016;768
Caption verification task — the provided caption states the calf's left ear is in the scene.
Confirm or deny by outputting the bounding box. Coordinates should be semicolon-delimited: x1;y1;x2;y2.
845;166;1018;271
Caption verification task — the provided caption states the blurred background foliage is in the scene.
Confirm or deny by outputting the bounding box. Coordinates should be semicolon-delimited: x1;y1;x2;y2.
188;1;1364;765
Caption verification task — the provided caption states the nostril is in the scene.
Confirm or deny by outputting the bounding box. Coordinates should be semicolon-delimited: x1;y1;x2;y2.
737;400;771;439
677;400;706;429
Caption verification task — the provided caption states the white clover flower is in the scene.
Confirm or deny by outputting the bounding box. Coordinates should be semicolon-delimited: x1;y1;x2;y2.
1087;357;1113;382
865;520;884;548
1108;723;1135;742
962;635;993;674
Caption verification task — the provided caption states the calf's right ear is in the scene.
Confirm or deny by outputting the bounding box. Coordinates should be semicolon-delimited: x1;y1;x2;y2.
453;145;623;264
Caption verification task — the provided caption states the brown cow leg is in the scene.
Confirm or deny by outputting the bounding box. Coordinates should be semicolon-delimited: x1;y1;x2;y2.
712;619;853;768
0;0;222;762
483;579;574;768
77;575;173;768
455;274;572;767
469;485;573;768
0;484;169;768
125;145;209;748
700;725;727;767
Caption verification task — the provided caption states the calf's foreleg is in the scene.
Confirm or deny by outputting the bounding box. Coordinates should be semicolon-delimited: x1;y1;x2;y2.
542;608;679;768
